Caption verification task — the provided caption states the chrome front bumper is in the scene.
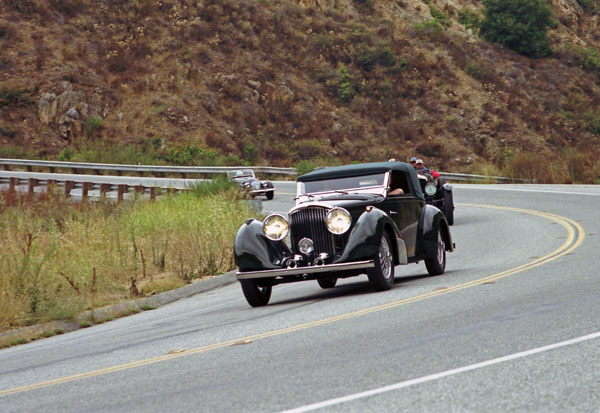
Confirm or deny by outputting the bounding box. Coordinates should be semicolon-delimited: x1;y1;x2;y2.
250;188;274;195
236;260;374;280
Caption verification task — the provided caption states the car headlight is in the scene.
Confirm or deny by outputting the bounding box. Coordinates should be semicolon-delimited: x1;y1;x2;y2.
425;182;437;196
326;208;351;235
251;181;261;190
263;214;289;241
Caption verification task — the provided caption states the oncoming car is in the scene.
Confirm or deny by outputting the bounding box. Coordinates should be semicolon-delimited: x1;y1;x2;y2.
233;161;455;307
227;169;274;200
418;171;454;225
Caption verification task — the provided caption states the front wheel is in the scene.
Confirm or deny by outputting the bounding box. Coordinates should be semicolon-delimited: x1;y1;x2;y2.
367;232;395;291
425;229;446;276
317;277;337;289
266;191;274;200
240;279;272;307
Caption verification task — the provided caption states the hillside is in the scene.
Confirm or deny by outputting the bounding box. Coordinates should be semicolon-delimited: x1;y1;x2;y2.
1;0;599;183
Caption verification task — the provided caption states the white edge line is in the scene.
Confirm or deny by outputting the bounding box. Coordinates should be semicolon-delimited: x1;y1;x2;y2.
455;185;600;197
281;331;600;413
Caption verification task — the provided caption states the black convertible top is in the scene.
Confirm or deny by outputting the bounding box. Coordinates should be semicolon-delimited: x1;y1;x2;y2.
298;161;424;198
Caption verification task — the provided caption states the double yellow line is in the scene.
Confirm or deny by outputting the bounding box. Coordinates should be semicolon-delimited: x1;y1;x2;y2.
0;204;585;397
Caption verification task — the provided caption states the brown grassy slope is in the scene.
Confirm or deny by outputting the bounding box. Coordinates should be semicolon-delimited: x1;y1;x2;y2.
0;0;599;182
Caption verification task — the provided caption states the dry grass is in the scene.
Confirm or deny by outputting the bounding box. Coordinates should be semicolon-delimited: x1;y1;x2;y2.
0;186;257;332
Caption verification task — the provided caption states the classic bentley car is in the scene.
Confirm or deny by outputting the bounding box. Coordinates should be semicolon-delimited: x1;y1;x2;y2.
418;171;454;225
234;161;454;307
227;169;274;200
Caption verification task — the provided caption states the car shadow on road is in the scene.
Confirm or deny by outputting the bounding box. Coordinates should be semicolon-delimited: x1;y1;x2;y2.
268;270;458;306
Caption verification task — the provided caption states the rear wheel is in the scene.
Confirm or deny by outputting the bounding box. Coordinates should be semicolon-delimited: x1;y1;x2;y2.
240;279;272;307
367;232;395;291
425;229;446;276
317;277;337;289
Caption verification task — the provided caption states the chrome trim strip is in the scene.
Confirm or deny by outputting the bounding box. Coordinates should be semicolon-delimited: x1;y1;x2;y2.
289;202;333;214
236;260;375;279
250;188;275;194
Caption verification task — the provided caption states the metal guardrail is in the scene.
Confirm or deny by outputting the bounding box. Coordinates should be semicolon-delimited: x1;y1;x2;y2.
0;158;297;177
0;158;533;185
0;171;197;201
439;172;533;184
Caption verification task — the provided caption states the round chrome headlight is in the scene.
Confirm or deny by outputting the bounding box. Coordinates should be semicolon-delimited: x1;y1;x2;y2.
425;182;437;196
251;181;261;190
263;214;289;241
326;208;351;235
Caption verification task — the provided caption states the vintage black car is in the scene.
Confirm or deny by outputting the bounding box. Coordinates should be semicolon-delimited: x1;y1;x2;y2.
227;169;274;200
418;172;454;225
234;161;454;307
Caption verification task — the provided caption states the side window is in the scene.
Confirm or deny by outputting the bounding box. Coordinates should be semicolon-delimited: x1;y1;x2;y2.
389;171;411;195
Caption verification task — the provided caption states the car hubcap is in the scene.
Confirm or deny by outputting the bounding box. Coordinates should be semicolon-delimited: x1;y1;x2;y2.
437;231;445;264
380;237;392;279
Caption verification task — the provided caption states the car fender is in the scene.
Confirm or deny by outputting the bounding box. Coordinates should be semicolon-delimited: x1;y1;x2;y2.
416;204;453;259
261;180;274;189
234;219;292;271
335;207;407;265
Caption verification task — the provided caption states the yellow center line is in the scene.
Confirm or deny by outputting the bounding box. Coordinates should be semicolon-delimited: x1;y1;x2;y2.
0;204;585;397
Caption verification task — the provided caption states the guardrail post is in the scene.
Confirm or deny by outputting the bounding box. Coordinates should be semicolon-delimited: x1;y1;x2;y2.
26;165;33;172
3;164;10;171
100;183;111;198
27;178;38;200
9;177;18;194
82;182;92;201
117;184;127;202
134;185;144;199
65;181;75;198
149;187;156;200
47;179;56;196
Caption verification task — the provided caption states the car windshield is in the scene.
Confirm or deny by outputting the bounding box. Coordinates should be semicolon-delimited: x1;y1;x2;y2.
229;169;255;178
300;173;386;195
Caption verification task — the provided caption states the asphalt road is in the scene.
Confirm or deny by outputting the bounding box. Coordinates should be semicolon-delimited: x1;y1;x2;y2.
0;183;598;412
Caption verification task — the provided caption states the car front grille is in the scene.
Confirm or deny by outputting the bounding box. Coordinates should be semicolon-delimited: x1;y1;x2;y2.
289;207;348;261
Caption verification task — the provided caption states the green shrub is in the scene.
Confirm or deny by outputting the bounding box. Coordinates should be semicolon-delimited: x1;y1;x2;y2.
0;144;34;159
0;125;17;138
586;111;600;135
295;160;318;176
0;86;33;107
457;8;481;33
358;44;397;71
413;20;444;35
429;5;452;28
84;117;104;136
480;0;555;57
577;0;598;14
353;0;374;10
334;67;357;103
242;142;258;164
572;47;600;74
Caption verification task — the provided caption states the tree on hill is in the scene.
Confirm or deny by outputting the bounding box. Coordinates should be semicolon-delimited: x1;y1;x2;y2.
480;0;555;57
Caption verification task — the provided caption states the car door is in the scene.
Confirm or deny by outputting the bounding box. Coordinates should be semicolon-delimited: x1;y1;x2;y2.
381;170;424;257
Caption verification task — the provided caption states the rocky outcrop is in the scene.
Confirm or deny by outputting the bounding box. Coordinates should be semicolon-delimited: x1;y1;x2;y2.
37;81;111;140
